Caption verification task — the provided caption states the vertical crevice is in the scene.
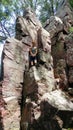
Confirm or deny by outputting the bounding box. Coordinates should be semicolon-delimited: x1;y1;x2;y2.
0;51;4;81
0;82;5;130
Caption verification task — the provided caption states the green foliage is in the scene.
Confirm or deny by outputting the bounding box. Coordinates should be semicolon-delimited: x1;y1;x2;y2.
69;27;73;33
69;0;73;8
0;0;65;43
39;0;62;23
67;128;73;130
0;0;23;43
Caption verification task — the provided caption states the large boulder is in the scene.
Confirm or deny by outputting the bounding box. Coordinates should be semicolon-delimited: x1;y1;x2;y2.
1;7;55;130
44;16;63;39
56;0;73;33
21;73;73;130
2;38;27;130
44;0;73;90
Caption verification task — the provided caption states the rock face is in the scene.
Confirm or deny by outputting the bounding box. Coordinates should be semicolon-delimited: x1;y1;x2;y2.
0;1;73;130
1;7;55;130
20;6;73;130
44;0;73;90
65;33;73;85
2;39;25;130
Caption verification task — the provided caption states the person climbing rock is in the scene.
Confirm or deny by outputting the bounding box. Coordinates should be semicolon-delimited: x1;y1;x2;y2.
29;41;37;67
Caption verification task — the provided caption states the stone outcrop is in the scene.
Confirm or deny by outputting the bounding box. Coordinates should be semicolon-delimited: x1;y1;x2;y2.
0;1;73;130
1;7;55;130
2;39;25;130
19;6;73;130
44;0;73;90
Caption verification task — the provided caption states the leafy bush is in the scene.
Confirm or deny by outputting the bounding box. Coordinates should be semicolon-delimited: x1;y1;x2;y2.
69;0;73;8
69;27;73;33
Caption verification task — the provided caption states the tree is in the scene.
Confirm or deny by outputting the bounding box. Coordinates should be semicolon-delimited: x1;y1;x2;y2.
0;0;24;43
0;0;70;43
39;0;62;23
69;0;73;8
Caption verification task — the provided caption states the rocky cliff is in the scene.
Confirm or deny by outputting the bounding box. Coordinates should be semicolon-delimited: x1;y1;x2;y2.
0;0;73;130
44;0;73;91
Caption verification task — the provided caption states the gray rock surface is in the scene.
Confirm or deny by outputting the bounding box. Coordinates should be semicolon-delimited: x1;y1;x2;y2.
44;0;73;90
1;1;73;130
